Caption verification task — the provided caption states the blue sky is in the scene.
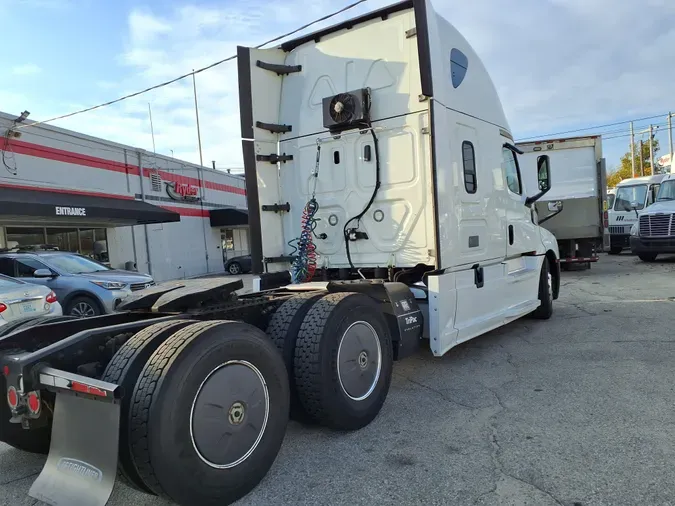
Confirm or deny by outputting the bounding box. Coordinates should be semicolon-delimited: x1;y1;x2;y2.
3;0;675;171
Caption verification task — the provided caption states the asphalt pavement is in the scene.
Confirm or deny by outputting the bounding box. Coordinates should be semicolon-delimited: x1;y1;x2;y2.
2;254;675;506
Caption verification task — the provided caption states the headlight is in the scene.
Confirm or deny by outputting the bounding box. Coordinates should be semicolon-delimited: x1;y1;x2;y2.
630;223;639;236
90;280;127;290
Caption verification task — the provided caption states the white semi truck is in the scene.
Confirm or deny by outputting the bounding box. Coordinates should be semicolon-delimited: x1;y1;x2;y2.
608;174;666;254
629;173;675;261
516;136;609;269
0;1;561;505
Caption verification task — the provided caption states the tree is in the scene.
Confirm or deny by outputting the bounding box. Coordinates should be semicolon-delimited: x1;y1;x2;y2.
607;138;660;188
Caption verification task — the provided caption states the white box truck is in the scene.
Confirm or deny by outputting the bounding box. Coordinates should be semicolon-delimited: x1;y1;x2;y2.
516;136;609;268
1;1;561;505
608;174;666;254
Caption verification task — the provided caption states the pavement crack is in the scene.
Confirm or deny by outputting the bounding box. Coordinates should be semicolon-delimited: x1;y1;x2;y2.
0;471;39;485
488;421;564;506
395;373;477;409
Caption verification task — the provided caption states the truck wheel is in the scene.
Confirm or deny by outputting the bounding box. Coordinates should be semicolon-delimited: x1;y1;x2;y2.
529;259;553;320
101;319;194;494
293;292;393;431
128;320;289;506
608;246;622;255
638;253;658;262
265;292;324;422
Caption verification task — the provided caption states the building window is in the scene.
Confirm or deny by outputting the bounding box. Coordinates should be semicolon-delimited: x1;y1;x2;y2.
462;141;477;194
501;147;522;195
5;227;108;262
46;228;78;252
6;227;46;249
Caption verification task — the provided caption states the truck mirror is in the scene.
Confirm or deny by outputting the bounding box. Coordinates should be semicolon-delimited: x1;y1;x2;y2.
537;155;551;192
547;201;563;212
525;155;552;207
630;201;639;210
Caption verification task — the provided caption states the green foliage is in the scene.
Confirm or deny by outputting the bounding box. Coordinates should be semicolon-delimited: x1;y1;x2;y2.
607;138;660;188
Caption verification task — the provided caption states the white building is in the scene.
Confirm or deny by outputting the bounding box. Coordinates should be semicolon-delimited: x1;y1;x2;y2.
0;111;249;282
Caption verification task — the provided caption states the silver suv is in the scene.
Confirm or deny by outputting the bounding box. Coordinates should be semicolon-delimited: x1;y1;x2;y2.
0;251;154;317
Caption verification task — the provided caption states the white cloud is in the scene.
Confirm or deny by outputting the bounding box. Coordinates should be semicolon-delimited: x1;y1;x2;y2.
12;64;41;76
9;0;675;169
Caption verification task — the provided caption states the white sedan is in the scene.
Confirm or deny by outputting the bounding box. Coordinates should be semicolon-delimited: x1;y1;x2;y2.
0;274;63;330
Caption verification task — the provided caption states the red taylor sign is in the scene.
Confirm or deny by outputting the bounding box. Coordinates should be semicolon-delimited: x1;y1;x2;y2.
165;181;200;201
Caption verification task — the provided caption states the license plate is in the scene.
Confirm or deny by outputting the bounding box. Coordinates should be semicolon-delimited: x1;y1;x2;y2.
20;303;36;314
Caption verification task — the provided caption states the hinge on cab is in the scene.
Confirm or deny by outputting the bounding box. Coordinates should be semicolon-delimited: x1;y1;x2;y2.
256;60;302;76
256;121;292;134
262;203;290;213
256;153;293;164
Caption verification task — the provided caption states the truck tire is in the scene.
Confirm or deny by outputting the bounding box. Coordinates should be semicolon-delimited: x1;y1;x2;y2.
100;319;194;494
529;259;553;320
128;320;289;506
265;292;323;422
608;246;622;255
293;292;393;430
638;253;658;262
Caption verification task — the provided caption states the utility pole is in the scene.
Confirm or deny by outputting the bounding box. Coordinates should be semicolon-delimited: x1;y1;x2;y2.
630;121;636;178
669;112;673;173
192;70;204;168
649;124;655;175
639;139;644;176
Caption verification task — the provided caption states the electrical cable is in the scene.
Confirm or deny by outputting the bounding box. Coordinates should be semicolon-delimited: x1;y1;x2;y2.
343;127;381;270
15;0;369;131
515;112;668;142
290;141;322;284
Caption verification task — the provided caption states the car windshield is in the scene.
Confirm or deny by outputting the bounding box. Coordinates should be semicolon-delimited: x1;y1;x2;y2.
45;254;112;274
0;274;21;289
656;180;675;201
614;184;648;211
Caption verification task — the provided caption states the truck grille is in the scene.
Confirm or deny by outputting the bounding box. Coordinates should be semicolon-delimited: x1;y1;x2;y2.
639;214;674;237
130;282;155;292
609;225;630;235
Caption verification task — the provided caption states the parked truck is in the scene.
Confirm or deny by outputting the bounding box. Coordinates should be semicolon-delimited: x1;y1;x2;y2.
608;174;666;254
629;173;675;261
516;136;609;269
0;1;561;505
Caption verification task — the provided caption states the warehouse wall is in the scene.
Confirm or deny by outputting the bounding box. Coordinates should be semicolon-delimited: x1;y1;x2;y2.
0;112;247;282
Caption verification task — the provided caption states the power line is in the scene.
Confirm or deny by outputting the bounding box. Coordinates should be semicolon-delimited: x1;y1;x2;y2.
17;0;368;130
516;112;668;141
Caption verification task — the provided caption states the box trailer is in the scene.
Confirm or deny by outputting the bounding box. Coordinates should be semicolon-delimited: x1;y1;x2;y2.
516;136;609;269
0;1;562;505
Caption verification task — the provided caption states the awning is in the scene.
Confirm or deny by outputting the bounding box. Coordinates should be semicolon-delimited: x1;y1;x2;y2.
209;208;248;227
0;186;180;225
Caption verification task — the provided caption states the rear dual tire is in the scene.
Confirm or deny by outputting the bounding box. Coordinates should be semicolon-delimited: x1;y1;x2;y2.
122;320;289;506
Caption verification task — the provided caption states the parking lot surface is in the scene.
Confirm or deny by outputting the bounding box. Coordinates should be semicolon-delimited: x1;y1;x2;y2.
2;254;674;506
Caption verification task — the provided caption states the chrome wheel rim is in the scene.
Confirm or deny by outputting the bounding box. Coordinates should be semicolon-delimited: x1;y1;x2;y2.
229;263;240;274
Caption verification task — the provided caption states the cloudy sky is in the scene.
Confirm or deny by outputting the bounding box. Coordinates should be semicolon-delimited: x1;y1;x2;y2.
3;0;675;172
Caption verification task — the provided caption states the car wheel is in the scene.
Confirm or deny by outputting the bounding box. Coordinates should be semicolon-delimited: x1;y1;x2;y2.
608;246;622;255
228;262;242;275
66;296;101;318
638;253;658;262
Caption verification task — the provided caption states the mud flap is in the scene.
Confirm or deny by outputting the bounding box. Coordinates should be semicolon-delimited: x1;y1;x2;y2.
29;393;120;506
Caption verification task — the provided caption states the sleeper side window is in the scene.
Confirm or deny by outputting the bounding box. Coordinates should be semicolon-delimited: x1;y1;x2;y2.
462;141;477;194
502;147;522;195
